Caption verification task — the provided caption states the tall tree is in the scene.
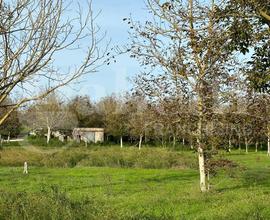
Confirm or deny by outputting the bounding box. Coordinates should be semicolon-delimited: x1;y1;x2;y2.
0;0;107;125
127;0;239;191
68;96;103;128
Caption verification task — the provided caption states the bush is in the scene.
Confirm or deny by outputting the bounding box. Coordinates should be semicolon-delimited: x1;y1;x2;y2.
26;136;66;147
0;146;197;169
0;184;177;220
0;185;117;220
1;141;21;148
78;148;197;169
0;148;44;166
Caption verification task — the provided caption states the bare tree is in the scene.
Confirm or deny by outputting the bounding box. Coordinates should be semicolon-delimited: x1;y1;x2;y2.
26;92;77;144
0;0;107;125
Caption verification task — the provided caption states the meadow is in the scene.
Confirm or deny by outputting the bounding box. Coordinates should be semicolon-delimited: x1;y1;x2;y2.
1;143;270;219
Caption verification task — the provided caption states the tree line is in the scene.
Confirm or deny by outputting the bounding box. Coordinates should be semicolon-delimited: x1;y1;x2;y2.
2;91;270;155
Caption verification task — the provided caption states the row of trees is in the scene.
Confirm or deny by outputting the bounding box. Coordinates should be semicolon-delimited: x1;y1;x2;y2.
14;91;270;155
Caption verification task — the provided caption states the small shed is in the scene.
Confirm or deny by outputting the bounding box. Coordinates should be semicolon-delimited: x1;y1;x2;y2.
72;128;104;143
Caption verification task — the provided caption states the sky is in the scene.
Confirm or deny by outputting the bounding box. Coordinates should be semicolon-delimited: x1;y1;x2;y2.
61;0;148;101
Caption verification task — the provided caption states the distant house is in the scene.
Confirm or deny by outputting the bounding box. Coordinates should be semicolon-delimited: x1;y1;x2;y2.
72;128;104;143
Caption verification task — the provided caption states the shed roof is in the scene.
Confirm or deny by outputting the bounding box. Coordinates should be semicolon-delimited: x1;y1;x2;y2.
73;128;104;132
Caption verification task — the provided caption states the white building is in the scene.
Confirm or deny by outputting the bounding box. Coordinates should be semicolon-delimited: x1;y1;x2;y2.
72;128;104;143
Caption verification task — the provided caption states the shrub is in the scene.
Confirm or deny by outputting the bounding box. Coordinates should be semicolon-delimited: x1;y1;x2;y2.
78;148;197;169
0;146;197;169
26;136;66;147
0;148;44;166
0;185;117;220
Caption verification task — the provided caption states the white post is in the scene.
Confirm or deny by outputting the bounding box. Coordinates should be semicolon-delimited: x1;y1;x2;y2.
23;161;28;174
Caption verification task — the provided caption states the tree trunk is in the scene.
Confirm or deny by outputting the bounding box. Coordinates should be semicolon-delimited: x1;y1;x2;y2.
120;136;123;148
139;134;143;150
238;134;241;151
197;94;207;192
161;135;165;147
144;132;147;143
255;141;258;153
198;146;206;192
7;132;10;143
245;137;248;153
207;170;210;191
47;126;51;144
267;136;270;156
228;138;232;152
173;135;176;148
182;138;185;146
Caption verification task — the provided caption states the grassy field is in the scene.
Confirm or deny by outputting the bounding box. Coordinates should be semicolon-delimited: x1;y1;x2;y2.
1;146;270;219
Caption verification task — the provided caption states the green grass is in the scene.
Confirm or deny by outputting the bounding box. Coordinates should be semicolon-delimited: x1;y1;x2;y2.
1;148;270;219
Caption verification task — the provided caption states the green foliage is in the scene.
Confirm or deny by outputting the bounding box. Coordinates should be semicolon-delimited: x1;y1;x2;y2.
26;135;66;147
1;141;21;148
0;104;22;138
247;42;270;92
68;95;104;128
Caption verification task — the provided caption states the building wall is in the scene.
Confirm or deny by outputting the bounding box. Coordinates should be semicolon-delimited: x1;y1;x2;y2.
72;128;104;143
95;132;104;143
83;132;95;143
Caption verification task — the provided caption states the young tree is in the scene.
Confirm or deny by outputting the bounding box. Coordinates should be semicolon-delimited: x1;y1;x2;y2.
127;0;239;191
0;0;107;125
98;95;128;148
27;93;77;144
126;95;152;150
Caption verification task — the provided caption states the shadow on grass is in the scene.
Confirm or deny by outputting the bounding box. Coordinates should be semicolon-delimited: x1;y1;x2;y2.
144;172;197;184
242;168;270;187
69;172;198;190
217;167;270;192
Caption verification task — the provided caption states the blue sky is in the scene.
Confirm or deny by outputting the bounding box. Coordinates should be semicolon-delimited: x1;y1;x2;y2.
61;0;148;101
